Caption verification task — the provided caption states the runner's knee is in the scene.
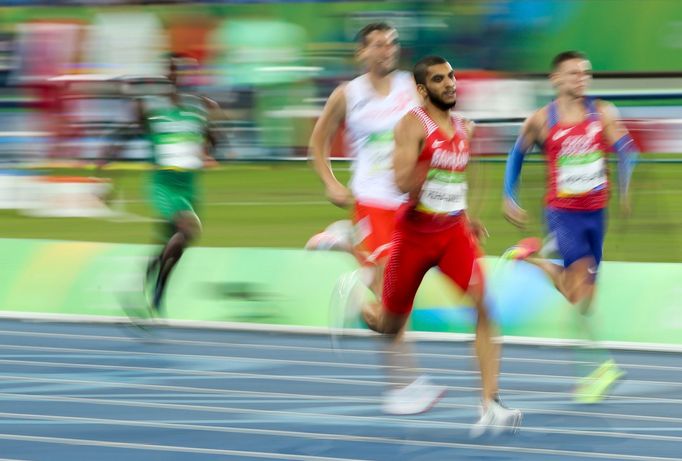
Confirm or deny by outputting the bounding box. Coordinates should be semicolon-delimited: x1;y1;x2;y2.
362;306;407;335
560;258;596;303
174;211;202;241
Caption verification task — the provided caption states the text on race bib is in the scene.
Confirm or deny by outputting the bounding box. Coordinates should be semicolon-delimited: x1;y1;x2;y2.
157;141;204;170
366;131;395;173
417;170;467;214
557;152;607;197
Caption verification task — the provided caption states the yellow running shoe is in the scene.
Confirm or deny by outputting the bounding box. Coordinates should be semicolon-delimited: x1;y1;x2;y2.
501;237;542;261
574;359;625;404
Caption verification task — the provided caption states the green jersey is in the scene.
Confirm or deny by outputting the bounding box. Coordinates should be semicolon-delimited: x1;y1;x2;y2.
143;97;210;223
144;100;208;170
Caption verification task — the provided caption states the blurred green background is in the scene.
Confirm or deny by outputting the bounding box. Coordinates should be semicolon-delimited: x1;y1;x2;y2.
2;0;682;72
1;158;679;262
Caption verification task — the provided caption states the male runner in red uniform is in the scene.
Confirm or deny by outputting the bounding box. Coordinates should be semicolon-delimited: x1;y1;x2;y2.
361;55;522;436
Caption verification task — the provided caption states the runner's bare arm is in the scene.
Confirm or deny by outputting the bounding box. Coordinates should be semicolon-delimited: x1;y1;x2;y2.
393;113;426;198
199;96;221;167
462;119;488;241
597;100;630;144
309;83;353;208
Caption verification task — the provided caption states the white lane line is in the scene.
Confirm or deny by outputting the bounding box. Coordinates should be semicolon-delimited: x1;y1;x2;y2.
2;390;682;424
0;433;370;461
0;358;385;387
208;200;330;206
0;329;679;372
0;340;682;371
1;313;680;353
0;416;675;461
1;410;681;445
0;311;682;353
0;356;679;390
0;434;679;461
0;373;680;406
48;390;682;405
520;405;682;423
115;185;682;207
119;199;331;206
0;344;398;371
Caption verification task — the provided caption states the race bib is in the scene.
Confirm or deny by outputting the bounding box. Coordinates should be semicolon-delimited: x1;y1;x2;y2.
417;170;467;214
157;141;204;170
557;152;606;197
366;131;394;173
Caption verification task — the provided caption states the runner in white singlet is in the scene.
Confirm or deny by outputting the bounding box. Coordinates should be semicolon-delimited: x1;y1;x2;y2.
310;23;450;417
309;22;419;297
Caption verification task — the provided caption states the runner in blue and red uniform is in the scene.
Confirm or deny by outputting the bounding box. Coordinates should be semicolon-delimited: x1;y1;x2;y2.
360;56;522;437
502;51;639;403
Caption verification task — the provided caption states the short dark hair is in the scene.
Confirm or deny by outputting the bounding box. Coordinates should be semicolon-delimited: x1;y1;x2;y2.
551;50;587;71
413;55;448;85
356;22;394;46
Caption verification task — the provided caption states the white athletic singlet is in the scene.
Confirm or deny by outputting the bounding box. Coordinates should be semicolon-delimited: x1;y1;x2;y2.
344;71;419;208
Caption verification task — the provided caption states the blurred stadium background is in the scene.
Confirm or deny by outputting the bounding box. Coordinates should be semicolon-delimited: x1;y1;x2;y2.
0;4;679;459
0;0;680;261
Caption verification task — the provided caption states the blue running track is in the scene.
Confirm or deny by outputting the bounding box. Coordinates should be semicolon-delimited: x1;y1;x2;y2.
0;319;679;461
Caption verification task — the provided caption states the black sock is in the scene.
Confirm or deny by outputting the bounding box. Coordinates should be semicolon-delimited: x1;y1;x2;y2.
145;255;161;281
152;256;176;310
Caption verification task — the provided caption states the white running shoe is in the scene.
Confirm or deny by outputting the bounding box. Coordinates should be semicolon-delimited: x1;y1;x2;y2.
470;398;523;437
381;375;447;415
305;220;354;252
329;269;368;351
329;269;367;328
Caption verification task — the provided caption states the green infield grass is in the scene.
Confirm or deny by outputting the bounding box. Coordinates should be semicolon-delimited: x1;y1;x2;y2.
0;157;679;262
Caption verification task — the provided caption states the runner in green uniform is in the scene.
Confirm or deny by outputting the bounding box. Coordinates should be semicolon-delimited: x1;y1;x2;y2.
107;54;218;316
142;92;211;312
